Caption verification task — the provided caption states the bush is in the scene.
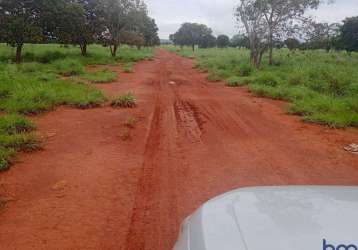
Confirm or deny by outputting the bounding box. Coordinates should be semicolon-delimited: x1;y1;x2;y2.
111;93;137;108
226;76;241;87
238;63;252;76
254;73;279;87
207;72;221;82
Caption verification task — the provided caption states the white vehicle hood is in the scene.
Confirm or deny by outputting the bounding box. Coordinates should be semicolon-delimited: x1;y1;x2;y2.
175;186;358;250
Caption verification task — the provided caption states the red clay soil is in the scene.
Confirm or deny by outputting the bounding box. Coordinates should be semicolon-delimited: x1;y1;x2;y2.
1;49;357;250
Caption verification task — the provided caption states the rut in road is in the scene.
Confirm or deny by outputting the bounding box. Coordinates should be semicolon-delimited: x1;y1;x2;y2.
0;49;357;250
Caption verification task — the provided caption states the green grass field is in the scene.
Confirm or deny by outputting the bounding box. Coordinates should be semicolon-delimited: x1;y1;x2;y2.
0;43;153;170
166;46;358;128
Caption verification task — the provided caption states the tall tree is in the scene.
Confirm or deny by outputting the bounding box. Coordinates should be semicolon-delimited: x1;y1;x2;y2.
339;16;358;52
235;0;323;67
305;21;340;51
235;0;268;67
0;0;42;63
46;0;104;56
217;35;230;48
125;0;159;47
230;34;250;48
198;34;217;48
284;37;300;50
171;23;214;51
101;0;134;57
257;0;321;64
142;18;160;47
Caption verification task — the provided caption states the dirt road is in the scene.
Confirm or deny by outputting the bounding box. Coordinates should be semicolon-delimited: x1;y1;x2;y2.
1;49;357;250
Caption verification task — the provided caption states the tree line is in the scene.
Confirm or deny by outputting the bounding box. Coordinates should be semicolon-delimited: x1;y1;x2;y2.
0;0;160;63
169;23;232;50
170;0;358;68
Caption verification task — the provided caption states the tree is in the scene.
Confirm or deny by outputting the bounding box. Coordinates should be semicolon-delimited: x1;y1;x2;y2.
45;0;104;56
142;18;160;47
235;0;268;68
284;38;300;50
339;16;358;52
230;34;250;48
257;0;321;64
235;0;323;67
216;35;230;48
120;30;144;49
171;23;214;51
198;34;216;48
101;0;134;57
305;21;340;51
0;0;43;63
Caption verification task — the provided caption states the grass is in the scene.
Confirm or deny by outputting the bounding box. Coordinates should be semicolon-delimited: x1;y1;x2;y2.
122;63;134;73
124;116;137;128
111;93;137;108
0;114;39;170
0;43;154;170
165;45;358;128
84;68;117;83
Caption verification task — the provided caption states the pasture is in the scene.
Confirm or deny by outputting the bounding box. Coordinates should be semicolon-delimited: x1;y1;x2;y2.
0;44;153;170
167;46;358;128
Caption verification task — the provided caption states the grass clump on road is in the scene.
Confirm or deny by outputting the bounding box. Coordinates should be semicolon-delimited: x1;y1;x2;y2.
122;63;134;73
124;116;137;128
165;46;358;128
111;93;137;108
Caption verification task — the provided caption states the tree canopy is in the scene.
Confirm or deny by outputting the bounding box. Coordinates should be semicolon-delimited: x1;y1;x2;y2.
339;16;358;52
0;0;160;62
217;35;230;48
0;0;43;63
171;23;214;51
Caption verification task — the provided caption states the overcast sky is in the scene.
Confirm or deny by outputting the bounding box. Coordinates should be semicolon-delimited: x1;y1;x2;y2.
145;0;358;39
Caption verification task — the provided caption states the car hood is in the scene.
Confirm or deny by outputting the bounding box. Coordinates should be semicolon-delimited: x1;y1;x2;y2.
176;186;358;250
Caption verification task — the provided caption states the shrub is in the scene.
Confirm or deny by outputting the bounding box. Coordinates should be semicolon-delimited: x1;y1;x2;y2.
111;93;137;108
226;76;241;87
288;72;305;86
238;63;252;77
207;72;221;82
254;73;279;87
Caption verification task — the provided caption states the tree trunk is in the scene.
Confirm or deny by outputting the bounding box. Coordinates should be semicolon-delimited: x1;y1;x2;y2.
258;49;265;68
268;31;273;65
110;44;118;57
80;43;87;56
192;44;195;51
15;44;23;64
250;49;259;68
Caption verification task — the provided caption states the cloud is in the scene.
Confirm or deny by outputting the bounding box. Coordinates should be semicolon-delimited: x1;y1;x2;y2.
146;0;358;39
